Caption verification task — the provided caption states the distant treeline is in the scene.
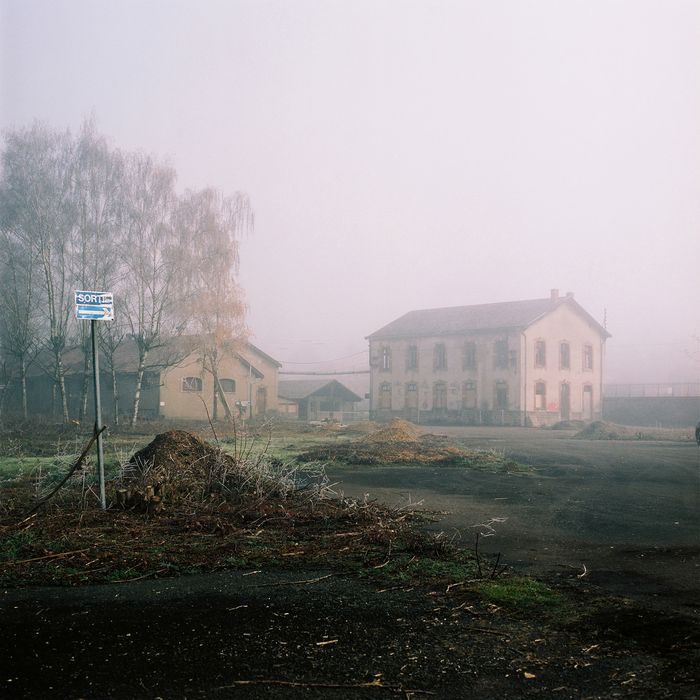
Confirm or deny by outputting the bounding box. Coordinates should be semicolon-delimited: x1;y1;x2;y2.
0;120;252;424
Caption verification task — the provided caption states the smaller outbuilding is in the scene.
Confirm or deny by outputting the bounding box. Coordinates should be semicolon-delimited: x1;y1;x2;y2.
278;379;362;422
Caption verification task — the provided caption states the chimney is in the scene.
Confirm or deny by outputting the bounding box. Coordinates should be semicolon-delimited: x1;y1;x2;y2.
550;288;559;300
566;291;574;299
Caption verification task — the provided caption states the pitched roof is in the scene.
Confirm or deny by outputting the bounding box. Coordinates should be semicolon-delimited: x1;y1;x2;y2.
368;296;610;339
278;379;362;402
25;335;274;378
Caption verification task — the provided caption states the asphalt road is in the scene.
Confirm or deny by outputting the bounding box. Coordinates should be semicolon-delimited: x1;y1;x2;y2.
329;427;700;612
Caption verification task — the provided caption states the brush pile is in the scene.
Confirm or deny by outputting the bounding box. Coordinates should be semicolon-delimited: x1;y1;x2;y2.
113;430;302;512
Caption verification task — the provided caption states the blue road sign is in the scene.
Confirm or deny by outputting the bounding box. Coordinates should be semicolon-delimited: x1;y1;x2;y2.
75;290;114;321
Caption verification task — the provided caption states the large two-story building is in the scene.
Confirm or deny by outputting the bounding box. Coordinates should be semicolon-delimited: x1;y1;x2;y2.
367;290;610;426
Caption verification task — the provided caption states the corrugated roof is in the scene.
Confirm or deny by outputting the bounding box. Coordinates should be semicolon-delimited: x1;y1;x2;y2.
278;379;362;402
368;296;610;339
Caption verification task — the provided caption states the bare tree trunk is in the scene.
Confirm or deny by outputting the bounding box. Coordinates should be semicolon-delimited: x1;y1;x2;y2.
56;354;69;423
214;373;233;420
20;356;28;419
111;366;120;426
130;353;147;427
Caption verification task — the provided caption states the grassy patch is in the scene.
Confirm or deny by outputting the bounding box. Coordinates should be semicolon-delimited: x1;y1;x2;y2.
478;576;565;611
360;552;477;585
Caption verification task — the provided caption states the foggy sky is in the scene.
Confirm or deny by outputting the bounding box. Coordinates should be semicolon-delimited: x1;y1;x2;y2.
1;0;698;383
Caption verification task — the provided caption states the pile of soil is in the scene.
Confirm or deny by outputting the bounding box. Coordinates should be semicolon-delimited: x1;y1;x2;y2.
128;430;231;476
360;418;422;444
299;419;518;469
574;421;693;441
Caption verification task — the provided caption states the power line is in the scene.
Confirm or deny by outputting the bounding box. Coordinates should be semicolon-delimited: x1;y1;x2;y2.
280;370;370;376
278;350;368;365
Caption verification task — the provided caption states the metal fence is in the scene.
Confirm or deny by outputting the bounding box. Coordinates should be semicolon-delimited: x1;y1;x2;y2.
603;383;700;398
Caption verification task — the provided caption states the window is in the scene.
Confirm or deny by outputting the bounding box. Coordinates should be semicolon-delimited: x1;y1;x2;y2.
535;381;546;410
219;378;236;393
181;376;202;392
534;340;546;368
560;342;570;370
406;345;419;370
583;344;593;370
379;382;392;409
494;381;508;409
381;346;391;371
434;343;447;370
433;381;447;409
462;381;477;409
462;342;476;370
405;382;418;409
495;340;509;369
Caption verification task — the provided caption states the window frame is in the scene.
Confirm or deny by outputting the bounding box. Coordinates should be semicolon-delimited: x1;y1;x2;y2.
218;377;236;393
462;341;477;370
534;381;546;410
181;376;203;393
434;343;447;370
534;339;546;368
433;381;447;409
559;342;570;370
380;346;391;371
379;382;392;409
406;345;419;371
495;339;509;369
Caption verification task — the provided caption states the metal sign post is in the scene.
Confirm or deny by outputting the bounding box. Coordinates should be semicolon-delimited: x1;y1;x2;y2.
75;290;114;510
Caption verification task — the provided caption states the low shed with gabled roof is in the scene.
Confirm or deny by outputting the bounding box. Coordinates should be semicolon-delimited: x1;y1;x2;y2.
278;379;362;422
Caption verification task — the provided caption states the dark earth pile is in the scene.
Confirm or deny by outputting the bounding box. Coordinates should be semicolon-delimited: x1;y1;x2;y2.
128;429;232;475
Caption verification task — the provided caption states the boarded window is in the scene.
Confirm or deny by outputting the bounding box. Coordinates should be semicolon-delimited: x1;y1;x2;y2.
462;380;477;409
219;378;236;393
406;345;419;370
583;344;593;370
379;382;392;409
182;376;202;392
434;343;447;370
433;382;447;409
462;342;476;370
560;342;570;369
495;340;509;369
535;381;546;409
534;340;546;368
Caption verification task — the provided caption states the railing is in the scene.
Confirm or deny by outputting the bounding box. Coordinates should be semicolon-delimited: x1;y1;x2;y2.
603;383;700;398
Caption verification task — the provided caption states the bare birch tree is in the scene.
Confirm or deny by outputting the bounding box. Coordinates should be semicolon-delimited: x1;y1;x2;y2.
71;121;125;421
0;225;41;418
121;152;185;425
1;124;77;421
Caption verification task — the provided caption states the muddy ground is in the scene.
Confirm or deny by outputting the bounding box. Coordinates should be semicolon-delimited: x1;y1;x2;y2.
1;426;698;698
331;426;700;613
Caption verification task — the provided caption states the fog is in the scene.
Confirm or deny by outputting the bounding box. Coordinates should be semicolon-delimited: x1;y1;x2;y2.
1;0;698;384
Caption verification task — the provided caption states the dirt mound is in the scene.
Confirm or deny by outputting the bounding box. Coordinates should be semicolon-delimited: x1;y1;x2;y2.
299;421;520;470
361;418;422;444
118;430;237;512
128;430;228;475
574;421;693;441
